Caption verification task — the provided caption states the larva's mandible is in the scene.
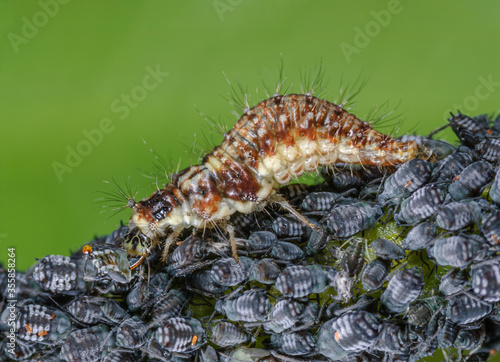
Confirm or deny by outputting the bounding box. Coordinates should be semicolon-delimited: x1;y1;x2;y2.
129;94;432;258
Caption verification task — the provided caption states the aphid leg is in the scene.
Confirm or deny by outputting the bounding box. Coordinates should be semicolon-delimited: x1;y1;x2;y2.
162;227;183;263
226;224;239;263
270;194;321;232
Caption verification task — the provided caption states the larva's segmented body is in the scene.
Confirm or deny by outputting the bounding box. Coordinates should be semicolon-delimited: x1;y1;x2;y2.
130;94;431;249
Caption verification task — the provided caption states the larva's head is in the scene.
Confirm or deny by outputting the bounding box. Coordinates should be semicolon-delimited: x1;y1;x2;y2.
129;188;183;239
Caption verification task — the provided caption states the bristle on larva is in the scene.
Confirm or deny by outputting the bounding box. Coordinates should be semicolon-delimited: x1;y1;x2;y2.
129;94;432;253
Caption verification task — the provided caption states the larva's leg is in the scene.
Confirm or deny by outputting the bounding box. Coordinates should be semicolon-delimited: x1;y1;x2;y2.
161;227;182;263
270;194;321;232
226;224;239;263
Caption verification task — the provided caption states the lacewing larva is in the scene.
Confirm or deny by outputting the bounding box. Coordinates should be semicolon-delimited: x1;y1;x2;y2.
128;94;433;261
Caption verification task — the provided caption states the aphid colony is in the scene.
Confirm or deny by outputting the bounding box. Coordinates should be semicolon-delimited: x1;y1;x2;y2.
1;106;500;361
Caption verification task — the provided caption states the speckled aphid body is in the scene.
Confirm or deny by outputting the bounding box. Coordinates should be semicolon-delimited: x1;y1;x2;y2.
129;94;431;255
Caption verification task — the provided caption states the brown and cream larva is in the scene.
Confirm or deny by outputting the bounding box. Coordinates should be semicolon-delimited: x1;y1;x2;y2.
128;94;433;261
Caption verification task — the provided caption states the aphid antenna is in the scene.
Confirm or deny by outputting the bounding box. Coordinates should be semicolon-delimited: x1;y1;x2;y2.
385;260;410;281
171;260;215;278
427;123;451;139
43;295;87;328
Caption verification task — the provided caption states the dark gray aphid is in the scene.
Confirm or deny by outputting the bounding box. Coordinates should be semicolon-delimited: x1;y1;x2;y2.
395;185;444;225
210;257;252;286
402;221;436;250
374;323;410;354
413;337;439;360
338;238;365;278
59;325;114;361
381;267;424;313
305;227;329;254
277;182;310;200
167;235;206;271
187;269;228;296
210;320;250;347
445;293;493;325
429;234;487;268
448;160;494;201
149;289;189;328
31;255;80;294
102;350;136;362
126;272;170;312
248;258;281;284
230;212;262;233
377;158;433;206
407;296;441;327
316;311;379;361
431;151;474;183
300;191;343;211
490;167;500;205
435;200;483;231
493;112;500;135
471;258;500;302
321;165;367;192
115;316;148;349
247;231;278;251
264;298;318;334
275;265;334;298
66;296;106;325
101;222;130;246
81;244;138;294
331;311;380;352
361;258;389;291
481;212;500;246
454;326;485;351
271;215;308;238
270;241;304;261
371;238;406;261
438;269;468;296
151;316;206;354
99;297;130;324
13;304;71;344
198;345;219;362
225;347;276;361
448;112;490;147
215;289;271;322
270;331;316;356
323;202;382;237
2;339;38;361
475;138;500;163
66;296;128;326
437;318;460;348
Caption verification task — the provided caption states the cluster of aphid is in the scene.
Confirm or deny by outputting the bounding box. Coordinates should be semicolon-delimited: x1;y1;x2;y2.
2;97;500;361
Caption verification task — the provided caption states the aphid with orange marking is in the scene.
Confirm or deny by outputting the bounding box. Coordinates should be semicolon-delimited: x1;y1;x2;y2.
25;323;33;334
82;244;93;255
127;94;433;262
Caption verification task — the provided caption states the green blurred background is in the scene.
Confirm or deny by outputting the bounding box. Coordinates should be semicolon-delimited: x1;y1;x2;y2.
1;1;500;360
